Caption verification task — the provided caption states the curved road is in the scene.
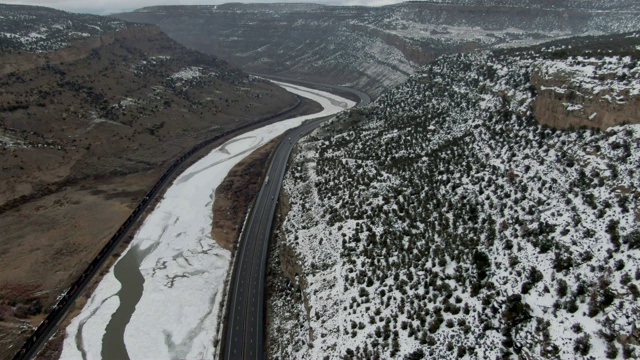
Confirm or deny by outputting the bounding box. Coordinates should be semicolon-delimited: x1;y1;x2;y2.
222;83;369;359
12;95;305;360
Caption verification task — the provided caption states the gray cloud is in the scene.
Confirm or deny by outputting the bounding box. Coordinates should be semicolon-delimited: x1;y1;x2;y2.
2;0;406;14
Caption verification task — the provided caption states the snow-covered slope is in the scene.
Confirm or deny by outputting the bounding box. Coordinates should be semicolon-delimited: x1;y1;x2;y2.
116;1;640;97
0;4;132;53
267;32;640;359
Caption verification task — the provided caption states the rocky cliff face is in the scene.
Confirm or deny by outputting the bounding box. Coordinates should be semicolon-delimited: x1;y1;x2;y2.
498;32;640;130
116;1;640;97
402;0;640;11
532;68;640;131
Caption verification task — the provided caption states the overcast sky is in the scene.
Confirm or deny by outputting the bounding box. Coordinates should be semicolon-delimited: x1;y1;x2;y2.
2;0;407;14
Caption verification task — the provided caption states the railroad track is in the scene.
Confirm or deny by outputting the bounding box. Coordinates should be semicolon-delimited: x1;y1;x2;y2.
12;95;304;360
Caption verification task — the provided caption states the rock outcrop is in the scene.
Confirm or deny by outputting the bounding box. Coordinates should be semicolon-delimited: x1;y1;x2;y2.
531;57;640;130
116;1;640;97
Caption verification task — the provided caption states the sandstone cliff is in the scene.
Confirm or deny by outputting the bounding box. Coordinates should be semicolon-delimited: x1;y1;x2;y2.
531;56;640;130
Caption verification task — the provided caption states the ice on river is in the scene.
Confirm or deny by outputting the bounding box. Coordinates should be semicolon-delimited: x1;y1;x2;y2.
59;83;355;360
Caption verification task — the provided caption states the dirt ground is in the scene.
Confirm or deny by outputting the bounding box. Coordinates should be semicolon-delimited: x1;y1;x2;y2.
0;26;309;358
32;187;160;360
212;139;278;251
0;14;337;358
0;170;159;358
211;97;322;251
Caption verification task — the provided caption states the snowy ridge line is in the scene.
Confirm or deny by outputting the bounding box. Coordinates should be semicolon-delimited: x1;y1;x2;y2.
11;94;304;360
270;51;640;359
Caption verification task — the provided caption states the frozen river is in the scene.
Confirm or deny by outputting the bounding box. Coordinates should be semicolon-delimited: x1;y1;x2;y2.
59;82;354;360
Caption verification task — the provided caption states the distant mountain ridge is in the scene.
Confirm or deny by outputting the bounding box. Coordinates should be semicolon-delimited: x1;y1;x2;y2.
0;4;135;53
116;1;640;97
404;0;640;11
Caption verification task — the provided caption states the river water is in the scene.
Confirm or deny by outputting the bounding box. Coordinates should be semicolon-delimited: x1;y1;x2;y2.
59;82;354;360
101;243;151;360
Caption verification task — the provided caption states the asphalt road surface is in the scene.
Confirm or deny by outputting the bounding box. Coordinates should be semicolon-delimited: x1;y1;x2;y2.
222;83;369;359
11;96;306;360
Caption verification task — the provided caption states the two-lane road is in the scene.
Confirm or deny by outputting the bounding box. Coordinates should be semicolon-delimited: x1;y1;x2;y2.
223;82;369;359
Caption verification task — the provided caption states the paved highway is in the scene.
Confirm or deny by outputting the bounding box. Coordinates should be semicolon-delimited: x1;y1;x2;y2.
12;96;306;360
222;83;369;359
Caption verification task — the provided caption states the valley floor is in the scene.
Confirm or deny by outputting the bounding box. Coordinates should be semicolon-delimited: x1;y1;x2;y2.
58;82;352;360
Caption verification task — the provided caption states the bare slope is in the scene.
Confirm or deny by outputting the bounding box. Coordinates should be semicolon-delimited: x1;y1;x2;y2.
0;5;298;358
115;1;640;97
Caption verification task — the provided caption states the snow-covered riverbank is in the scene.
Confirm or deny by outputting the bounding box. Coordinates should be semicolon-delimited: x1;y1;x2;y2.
59;82;354;360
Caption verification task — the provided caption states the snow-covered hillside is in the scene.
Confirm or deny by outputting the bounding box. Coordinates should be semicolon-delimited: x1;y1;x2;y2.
267;33;640;359
116;1;640;97
0;4;131;53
